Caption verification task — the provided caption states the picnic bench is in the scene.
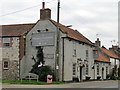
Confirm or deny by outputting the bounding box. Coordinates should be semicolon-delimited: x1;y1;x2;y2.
20;73;39;82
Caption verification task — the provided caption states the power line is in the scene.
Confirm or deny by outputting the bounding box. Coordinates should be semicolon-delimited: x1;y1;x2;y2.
0;0;57;17
0;4;41;17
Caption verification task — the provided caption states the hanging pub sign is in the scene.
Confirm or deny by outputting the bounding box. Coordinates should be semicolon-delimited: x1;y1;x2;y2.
32;32;55;46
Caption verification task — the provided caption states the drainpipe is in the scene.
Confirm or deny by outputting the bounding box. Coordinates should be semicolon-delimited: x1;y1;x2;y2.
62;38;64;81
18;59;20;80
94;62;95;80
114;58;116;76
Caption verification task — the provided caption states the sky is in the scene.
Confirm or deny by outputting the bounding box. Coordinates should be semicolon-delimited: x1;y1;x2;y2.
0;0;119;48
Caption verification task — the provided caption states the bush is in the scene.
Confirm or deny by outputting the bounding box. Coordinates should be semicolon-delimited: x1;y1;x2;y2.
31;65;55;82
118;77;120;80
110;76;120;80
37;66;55;82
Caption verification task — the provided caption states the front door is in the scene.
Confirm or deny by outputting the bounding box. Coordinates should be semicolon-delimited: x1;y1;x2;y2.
80;66;82;81
102;67;104;80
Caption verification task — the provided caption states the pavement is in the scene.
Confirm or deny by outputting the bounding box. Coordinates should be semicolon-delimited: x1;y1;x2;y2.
2;80;119;88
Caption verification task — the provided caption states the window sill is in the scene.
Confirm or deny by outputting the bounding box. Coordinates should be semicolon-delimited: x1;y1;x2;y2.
3;68;9;70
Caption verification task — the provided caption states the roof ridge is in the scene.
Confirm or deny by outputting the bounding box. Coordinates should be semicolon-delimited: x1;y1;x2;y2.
0;23;35;27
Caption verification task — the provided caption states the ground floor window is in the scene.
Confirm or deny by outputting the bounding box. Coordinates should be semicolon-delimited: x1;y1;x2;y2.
86;64;88;75
3;61;9;69
73;63;76;75
97;65;99;75
106;67;108;75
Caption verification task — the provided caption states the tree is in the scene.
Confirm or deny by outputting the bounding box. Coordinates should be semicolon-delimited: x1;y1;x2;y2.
36;46;44;64
30;46;44;74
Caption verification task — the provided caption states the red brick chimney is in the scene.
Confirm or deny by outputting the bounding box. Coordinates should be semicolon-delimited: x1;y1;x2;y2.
40;2;51;20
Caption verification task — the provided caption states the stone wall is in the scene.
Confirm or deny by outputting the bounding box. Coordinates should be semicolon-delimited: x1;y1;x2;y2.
2;60;19;80
1;37;20;80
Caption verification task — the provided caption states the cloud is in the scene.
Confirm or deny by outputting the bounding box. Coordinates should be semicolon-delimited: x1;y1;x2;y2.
0;0;118;48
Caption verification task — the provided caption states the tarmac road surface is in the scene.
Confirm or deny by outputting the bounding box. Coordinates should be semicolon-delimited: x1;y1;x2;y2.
2;80;119;88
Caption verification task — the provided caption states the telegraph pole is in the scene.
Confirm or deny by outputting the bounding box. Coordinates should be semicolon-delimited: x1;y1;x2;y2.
55;0;60;81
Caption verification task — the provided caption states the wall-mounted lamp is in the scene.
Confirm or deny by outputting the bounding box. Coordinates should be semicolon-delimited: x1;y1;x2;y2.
23;35;26;39
92;66;94;69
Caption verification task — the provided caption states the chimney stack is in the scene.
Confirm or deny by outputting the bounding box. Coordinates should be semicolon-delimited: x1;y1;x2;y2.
95;38;101;47
40;2;51;20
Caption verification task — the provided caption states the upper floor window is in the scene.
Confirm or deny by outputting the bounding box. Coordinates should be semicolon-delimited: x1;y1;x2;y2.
93;50;98;58
2;38;10;47
86;50;88;59
73;49;76;57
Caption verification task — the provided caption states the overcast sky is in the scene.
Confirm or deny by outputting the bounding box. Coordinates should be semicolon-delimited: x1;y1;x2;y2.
0;0;119;48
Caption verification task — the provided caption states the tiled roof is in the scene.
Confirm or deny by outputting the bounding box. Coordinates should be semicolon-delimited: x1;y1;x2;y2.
0;19;93;45
50;19;93;45
101;47;119;59
95;52;110;63
0;23;35;37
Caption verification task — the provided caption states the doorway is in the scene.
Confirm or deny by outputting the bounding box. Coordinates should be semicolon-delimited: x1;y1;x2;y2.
80;66;82;81
102;67;104;80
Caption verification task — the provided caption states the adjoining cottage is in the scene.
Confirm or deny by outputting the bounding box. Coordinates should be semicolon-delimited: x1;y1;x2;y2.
0;24;35;80
94;38;111;80
109;45;120;76
94;38;120;80
101;46;119;77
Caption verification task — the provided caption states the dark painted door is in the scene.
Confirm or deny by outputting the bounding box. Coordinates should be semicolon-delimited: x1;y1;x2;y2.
80;66;82;81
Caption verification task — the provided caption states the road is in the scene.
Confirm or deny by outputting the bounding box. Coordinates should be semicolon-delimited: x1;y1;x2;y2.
2;80;119;88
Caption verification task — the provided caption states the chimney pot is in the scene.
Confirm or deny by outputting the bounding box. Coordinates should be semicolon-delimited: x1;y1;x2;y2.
42;2;45;9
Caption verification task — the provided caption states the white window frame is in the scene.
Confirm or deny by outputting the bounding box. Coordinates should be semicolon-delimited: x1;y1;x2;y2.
2;38;10;47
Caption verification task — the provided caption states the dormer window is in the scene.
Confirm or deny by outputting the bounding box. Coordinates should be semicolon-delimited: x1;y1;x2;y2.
93;50;98;58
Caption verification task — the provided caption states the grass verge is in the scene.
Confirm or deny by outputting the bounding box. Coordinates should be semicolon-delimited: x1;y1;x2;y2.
1;79;65;85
